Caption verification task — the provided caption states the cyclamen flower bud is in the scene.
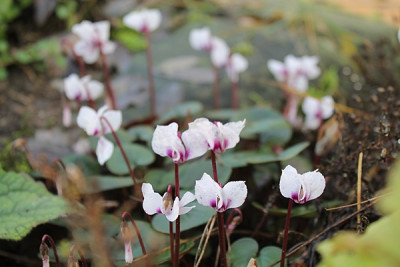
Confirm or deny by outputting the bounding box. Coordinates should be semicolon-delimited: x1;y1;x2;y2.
40;243;50;267
67;256;79;267
120;220;134;263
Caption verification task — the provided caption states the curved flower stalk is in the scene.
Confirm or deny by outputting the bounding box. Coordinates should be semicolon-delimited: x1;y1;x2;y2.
185;118;246;154
267;55;320;126
142;183;196;222
195;173;247;212
152;122;208;163
72;20;116;64
279;165;325;267
189;27;212;51
123;9;161;117
76;106;122;165
302;96;335;130
64;73;104;102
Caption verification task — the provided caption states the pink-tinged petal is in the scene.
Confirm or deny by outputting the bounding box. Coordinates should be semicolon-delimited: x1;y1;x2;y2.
96;136;114;165
291;75;308;92
189;27;212;51
284;55;301;76
217;119;246;151
267;59;286;82
301;56;320;79
152;123;186;162
64;73;84;100
195;173;218;208
123;11;143;32
86;79;104;100
181;128;208;161
320;96;335;119
102;110;122;134
211;37;229;68
222;181;247;209
145;9;162;32
142;183;163;215
279;165;302;200
124;242;133;263
187;118;218;150
101;41;116;55
42;256;50;267
180;191;196;207
77;106;101;136
72;20;96;40
304;114;321;130
302;96;320;117
302;170;326;202
74;40;99;64
227;53;248;82
165;197;180;222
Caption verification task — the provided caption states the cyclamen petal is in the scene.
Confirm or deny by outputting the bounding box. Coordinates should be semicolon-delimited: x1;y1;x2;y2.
96;136;114;165
64;74;104;101
195;173;247;212
227;53;248;82
124;242;133;263
279;165;326;204
123;9;162;33
152;122;187;163
302;96;335;130
77;106;101;136
189;27;212;51
211;37;230;68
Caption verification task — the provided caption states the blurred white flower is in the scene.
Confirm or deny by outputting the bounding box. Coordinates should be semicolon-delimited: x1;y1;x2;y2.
279;165;325;204
64;74;104;101
72;20;116;64
185;118;246;154
267;55;320;92
210;37;230;68
195;173;247;212
302;96;334;130
226;53;248;82
76;105;122;165
123;9;162;33
142;183;195;222
151;122;208;163
189;27;212;51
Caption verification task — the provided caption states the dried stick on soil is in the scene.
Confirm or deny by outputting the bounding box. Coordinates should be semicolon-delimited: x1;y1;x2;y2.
357;152;363;232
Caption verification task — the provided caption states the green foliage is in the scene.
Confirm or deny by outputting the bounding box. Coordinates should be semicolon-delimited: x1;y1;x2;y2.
256;246;282;267
86;176;133;193
230;237;259;267
0;169;69;240
0;141;31;173
317;160;400;266
113;27;146;52
62;154;101;176
155;101;204;124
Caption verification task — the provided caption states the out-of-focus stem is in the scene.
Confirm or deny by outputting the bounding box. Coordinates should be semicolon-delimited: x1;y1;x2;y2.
231;80;238;110
170;222;175;267
144;31;156;117
70;244;87;267
280;199;293;267
99;47;117;110
213;65;220;109
100;116;138;192
41;234;61;267
174;163;181;267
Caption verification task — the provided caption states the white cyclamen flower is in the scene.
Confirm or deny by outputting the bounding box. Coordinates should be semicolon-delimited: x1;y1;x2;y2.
76;106;122;165
210;37;230;68
189;27;212;51
302;96;334;130
72;20;116;64
185;118;246;154
123;9;162;33
267;55;320;92
151;122;208;163
195;173;247;212
279;165;326;204
142;183;196;222
64;73;104;101
226;53;248;82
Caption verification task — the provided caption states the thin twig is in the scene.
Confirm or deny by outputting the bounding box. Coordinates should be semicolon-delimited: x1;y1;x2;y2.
42;234;61;267
357;152;363;232
194;215;217;267
70;244;88;267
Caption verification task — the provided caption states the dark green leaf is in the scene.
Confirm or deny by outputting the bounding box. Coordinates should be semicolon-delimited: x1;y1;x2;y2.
62;154;101;176
230;237;259;267
155;101;203;124
256;246;282;267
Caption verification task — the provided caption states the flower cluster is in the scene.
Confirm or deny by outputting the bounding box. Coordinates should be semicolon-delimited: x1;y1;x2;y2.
189;27;248;82
64;74;104;102
123;9;162;33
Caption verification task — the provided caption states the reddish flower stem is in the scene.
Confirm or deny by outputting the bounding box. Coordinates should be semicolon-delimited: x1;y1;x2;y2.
41;234;61;267
144;31;156;117
170;222;175;267
70;244;87;267
100;116;138;192
231;80;238;110
213;65;220;109
280;199;293;267
226;208;243;227
122;212;147;255
210;152;228;267
174;163;181;267
62;39;87;77
99;47;117;110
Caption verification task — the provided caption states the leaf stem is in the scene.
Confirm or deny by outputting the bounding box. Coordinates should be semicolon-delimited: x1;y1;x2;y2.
174;163;181;267
100;116;138;192
99;47;117;110
69;244;87;267
280;198;293;267
122;212;147;255
144;31;156;117
231;80;238;110
41;234;61;267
